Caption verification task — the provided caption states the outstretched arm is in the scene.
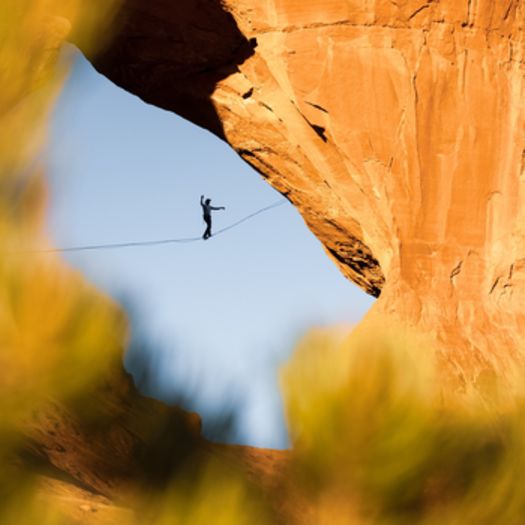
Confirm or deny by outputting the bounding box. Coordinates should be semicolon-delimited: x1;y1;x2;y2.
210;206;225;211
200;195;204;205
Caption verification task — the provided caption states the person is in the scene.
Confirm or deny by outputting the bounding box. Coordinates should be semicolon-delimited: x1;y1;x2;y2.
200;195;225;239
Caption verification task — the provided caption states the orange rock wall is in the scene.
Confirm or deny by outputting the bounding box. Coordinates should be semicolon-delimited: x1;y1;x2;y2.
90;0;525;391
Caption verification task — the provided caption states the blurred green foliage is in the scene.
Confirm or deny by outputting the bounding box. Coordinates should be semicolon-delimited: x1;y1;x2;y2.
0;1;126;523
283;330;525;525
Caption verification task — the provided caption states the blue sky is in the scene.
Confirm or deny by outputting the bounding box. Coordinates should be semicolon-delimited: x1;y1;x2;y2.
46;51;375;448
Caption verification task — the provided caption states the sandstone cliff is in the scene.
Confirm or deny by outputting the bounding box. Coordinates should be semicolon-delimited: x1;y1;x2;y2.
88;0;525;394
19;1;525;522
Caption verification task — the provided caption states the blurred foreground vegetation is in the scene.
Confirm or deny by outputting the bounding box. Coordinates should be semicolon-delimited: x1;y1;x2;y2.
284;332;525;524
3;2;525;524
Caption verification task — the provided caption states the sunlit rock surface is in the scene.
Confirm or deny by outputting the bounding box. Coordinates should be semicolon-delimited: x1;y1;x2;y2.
25;364;296;523
88;0;525;392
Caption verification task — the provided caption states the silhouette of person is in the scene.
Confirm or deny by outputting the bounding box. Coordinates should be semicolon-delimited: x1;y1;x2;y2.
200;195;225;239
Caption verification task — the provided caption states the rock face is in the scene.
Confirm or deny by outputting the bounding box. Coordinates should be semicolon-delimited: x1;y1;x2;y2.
24;364;296;523
22;3;524;521
87;0;525;393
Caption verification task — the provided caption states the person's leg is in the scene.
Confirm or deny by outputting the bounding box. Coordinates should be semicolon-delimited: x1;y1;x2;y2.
203;218;211;239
